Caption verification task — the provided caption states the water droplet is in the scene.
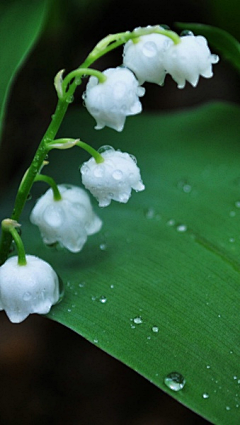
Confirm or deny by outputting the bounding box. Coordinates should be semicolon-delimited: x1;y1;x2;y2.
177;224;187;232
229;238;235;243
164;372;186;392
93;338;98;344
142;41;157;57
94;165;105;178
110;284;114;289
67;308;72;312
226;406;231;411
23;292;32;301
81;164;89;175
66;95;74;104
177;179;192;193
180;30;194;36
133;316;143;325
229;211;236;217
99;243;107;251
145;208;155;219
235;201;240;208
202;393;209;399
151;326;159;333
167;219;175;226
98;145;114;154
78;282;85;288
56;275;65;304
112;170;123;180
43;205;64;227
206;365;211;369
99;296;107;304
211;54;219;64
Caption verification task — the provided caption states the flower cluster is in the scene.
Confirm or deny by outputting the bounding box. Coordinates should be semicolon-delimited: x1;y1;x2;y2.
0;24;220;323
83;26;219;131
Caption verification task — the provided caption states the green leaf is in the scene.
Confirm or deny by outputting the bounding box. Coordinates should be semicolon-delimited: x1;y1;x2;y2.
11;102;240;424
0;0;49;143
176;22;240;72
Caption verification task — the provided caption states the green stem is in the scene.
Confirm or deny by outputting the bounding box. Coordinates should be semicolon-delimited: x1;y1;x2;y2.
76;141;104;163
62;68;106;95
81;26;180;68
34;174;62;201
1;220;27;266
0;98;69;265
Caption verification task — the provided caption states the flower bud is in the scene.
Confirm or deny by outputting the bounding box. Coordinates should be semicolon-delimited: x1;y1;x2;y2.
80;147;145;207
30;184;102;252
0;255;60;323
123;28;173;85
83;67;145;131
163;34;219;88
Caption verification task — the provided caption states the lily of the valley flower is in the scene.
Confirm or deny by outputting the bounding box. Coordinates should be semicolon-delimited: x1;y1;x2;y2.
80;147;145;207
123;28;173;85
83;67;145;131
163;34;219;88
0;255;60;323
30;184;102;252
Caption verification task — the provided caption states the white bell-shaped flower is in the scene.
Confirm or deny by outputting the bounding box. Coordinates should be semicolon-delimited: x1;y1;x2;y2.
123;29;173;85
80;147;145;207
30;184;102;252
83;67;145;131
0;255;60;323
163;34;219;88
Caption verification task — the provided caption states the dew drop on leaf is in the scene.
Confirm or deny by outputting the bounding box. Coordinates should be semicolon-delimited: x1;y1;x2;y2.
99;296;107;304
176;224;187;232
99;243;107;251
133;316;143;325
164;372;186;391
202;393;209;399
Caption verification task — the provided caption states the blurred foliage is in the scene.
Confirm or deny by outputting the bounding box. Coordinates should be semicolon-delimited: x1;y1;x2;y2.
208;0;240;39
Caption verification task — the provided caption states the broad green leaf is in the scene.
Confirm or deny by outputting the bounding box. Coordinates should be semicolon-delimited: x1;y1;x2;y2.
9;102;240;424
176;22;240;72
0;0;49;142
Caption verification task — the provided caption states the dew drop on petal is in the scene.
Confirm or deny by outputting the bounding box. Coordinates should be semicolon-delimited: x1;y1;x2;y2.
94;166;104;177
23;292;32;301
164;372;186;391
211;54;219;64
112;170;123;180
180;30;194;36
98;145;114;154
142;41;158;57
